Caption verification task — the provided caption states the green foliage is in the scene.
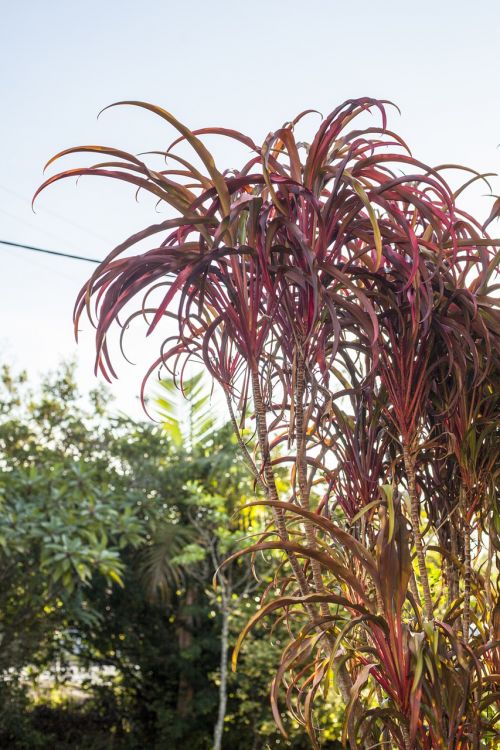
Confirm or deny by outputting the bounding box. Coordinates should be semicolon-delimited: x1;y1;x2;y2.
0;678;47;749
0;364;151;672
0;365;338;748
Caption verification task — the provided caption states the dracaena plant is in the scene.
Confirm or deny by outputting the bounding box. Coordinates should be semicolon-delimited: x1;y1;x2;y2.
36;97;500;749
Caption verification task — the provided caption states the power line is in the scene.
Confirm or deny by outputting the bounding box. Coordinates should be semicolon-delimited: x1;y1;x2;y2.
0;239;101;264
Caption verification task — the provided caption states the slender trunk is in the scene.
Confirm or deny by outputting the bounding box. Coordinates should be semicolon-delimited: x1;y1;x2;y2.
294;354;311;512
444;557;453;610
484;531;493;610
409;566;422;611
250;369;369;748
403;446;433;621
401;723;412;750
449;523;460;632
213;585;230;750
295;354;329;618
443;523;454;611
224;388;265;491
250;368;311;601
462;517;471;643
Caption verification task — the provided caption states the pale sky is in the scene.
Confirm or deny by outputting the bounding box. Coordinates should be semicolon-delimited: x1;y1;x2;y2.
1;0;499;418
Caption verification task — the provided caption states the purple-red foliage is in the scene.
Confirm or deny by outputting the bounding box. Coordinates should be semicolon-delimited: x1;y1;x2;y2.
37;98;500;749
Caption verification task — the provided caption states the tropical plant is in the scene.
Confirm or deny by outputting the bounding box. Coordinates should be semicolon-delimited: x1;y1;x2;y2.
38;97;500;748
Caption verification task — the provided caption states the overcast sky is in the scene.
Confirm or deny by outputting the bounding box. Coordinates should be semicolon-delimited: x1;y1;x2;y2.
1;0;499;418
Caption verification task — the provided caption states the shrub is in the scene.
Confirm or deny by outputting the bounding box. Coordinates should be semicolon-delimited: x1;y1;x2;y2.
38;97;500;749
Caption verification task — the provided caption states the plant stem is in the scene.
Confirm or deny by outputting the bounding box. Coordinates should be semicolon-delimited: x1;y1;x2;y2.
224;388;265;491
484;530;493;610
449;522;459;601
295;354;329;618
251;369;370;749
403;446;433;621
462;515;471;644
250;368;311;601
401;723;412;750
213;582;230;750
409;566;422;611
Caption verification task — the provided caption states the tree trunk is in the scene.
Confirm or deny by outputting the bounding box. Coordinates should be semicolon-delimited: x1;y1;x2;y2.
250;368;311;602
449;521;460;632
294;355;329;619
401;723;412;750
462;517;471;643
213;584;230;750
250;368;370;748
176;584;195;718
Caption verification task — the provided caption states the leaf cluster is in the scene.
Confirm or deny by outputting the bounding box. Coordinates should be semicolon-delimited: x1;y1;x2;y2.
39;98;500;748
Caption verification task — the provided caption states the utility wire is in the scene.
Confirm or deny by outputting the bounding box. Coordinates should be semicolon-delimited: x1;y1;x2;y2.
0;239;101;264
